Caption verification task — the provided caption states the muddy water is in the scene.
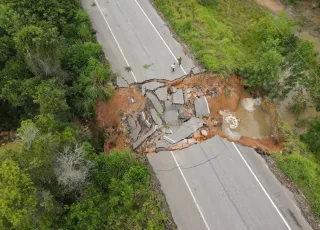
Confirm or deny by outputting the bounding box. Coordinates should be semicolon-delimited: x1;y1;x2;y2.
233;99;272;139
275;91;320;133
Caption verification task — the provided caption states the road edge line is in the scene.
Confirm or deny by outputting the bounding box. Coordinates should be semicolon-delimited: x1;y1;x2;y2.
170;151;211;230
231;142;292;230
94;0;137;83
134;0;187;75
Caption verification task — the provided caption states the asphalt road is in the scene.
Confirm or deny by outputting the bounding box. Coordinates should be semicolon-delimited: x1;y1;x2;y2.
82;1;312;229
148;136;312;230
82;0;199;87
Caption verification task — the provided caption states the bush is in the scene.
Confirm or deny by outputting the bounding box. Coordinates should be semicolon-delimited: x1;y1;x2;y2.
93;150;139;191
301;119;320;159
274;153;320;215
62;42;103;75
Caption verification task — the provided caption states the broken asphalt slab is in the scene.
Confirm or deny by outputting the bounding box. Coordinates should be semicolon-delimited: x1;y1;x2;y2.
146;92;164;114
155;87;168;101
127;115;141;141
150;109;163;126
195;96;210;117
172;89;184;105
164;110;179;125
163;117;204;144
133;125;157;149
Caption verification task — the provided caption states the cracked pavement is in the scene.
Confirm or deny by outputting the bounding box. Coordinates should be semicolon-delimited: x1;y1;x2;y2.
83;0;312;229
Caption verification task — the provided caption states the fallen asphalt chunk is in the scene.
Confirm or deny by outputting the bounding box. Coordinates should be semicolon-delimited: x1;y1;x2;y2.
164;110;179;125
128;116;141;141
127;115;137;130
172;89;184;105
133;125;157;149
146;92;164;114
194;96;210;117
155;87;168;101
150;109;163;126
163;117;204;144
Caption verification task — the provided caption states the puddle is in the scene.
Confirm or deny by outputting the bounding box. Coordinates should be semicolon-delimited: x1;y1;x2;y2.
233;100;272;139
222;98;272;140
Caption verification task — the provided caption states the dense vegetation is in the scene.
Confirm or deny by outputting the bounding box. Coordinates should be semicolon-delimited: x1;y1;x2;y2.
0;118;169;229
154;0;320;105
0;0;170;229
153;0;320;217
0;0;113;129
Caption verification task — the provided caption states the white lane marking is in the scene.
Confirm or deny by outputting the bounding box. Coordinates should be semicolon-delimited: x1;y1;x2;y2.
204;96;210;114
170;151;211;230
231;142;292;230
134;0;187;75
163;136;176;144
95;0;137;83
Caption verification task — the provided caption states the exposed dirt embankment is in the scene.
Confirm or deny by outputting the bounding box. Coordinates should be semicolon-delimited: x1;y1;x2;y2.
95;72;282;154
95;87;146;152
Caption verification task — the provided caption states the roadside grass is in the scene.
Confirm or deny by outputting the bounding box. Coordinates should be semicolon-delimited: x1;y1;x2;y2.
273;117;320;216
272;152;320;215
153;0;263;74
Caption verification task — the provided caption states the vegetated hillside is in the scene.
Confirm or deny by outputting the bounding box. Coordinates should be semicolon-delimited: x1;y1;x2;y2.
0;0;171;229
153;0;320;219
154;0;320;104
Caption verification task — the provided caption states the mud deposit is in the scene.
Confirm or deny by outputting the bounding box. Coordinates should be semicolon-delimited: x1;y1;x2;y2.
95;73;281;154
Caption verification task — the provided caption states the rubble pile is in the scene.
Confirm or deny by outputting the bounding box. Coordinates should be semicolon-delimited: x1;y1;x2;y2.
125;81;214;153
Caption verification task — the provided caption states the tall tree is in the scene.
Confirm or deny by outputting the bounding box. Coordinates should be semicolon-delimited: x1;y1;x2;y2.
33;79;70;121
0;159;37;230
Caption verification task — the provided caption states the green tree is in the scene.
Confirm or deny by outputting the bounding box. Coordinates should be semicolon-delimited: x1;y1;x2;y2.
243;41;285;97
106;166;167;229
93;150;139;192
62;42;103;76
65;186;108;230
14;24;65;78
0;58;38;117
1;0;79;30
0;35;15;68
0;159;37;230
301;119;320;159
249;13;296;53
74;58;113;118
34;79;70;121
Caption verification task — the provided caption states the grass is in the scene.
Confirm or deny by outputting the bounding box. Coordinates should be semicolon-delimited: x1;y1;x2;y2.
273;152;320;215
273;114;320;215
153;0;263;74
124;66;132;72
143;64;152;69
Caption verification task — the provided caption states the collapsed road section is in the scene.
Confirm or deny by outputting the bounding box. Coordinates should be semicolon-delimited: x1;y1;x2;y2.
95;72;282;154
